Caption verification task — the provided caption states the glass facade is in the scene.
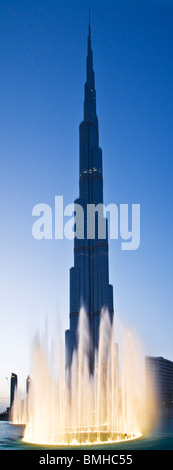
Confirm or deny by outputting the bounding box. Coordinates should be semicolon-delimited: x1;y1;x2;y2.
145;356;173;416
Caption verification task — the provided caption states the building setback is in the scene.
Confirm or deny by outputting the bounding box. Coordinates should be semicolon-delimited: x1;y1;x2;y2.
65;19;114;373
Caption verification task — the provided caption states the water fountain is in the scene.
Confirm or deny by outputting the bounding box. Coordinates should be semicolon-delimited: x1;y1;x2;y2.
12;308;151;446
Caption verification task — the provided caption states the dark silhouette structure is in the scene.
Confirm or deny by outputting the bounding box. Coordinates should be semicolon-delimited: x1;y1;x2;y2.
65;19;114;373
10;372;17;408
26;375;31;394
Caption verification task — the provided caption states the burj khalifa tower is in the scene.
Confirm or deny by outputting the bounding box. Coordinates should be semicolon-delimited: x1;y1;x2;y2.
65;18;114;373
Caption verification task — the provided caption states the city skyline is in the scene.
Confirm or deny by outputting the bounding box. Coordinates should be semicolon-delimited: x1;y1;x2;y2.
0;0;173;411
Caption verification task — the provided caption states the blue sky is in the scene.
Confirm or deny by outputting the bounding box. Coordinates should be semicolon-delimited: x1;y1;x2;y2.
0;0;173;410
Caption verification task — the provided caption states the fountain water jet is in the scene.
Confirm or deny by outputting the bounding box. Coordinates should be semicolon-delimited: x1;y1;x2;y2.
12;308;151;445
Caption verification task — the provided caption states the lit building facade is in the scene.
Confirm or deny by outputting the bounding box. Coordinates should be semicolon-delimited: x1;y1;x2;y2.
65;21;114;372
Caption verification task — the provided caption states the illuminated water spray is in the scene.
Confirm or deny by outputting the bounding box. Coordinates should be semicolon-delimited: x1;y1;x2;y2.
12;307;154;445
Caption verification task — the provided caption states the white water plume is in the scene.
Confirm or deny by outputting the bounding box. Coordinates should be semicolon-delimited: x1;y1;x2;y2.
12;308;153;445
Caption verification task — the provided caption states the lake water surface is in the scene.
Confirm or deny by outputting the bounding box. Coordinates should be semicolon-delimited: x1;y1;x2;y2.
0;419;173;450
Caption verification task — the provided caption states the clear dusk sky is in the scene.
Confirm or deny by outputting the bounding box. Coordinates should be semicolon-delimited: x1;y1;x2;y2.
0;0;173;411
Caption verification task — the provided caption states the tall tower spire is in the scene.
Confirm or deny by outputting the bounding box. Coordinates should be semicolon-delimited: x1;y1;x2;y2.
65;20;114;375
89;8;91;36
84;12;98;127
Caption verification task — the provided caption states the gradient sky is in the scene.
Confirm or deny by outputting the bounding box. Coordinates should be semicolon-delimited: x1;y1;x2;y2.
0;0;173;410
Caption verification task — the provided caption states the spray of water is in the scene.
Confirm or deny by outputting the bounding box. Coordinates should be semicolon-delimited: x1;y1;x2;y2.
12;308;154;445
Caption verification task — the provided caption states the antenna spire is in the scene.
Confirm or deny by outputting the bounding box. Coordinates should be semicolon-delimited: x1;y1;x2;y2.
89;8;91;37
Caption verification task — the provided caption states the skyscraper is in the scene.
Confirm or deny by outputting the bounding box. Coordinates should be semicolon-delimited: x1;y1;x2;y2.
10;372;17;408
145;356;173;417
26;375;31;395
65;19;114;373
